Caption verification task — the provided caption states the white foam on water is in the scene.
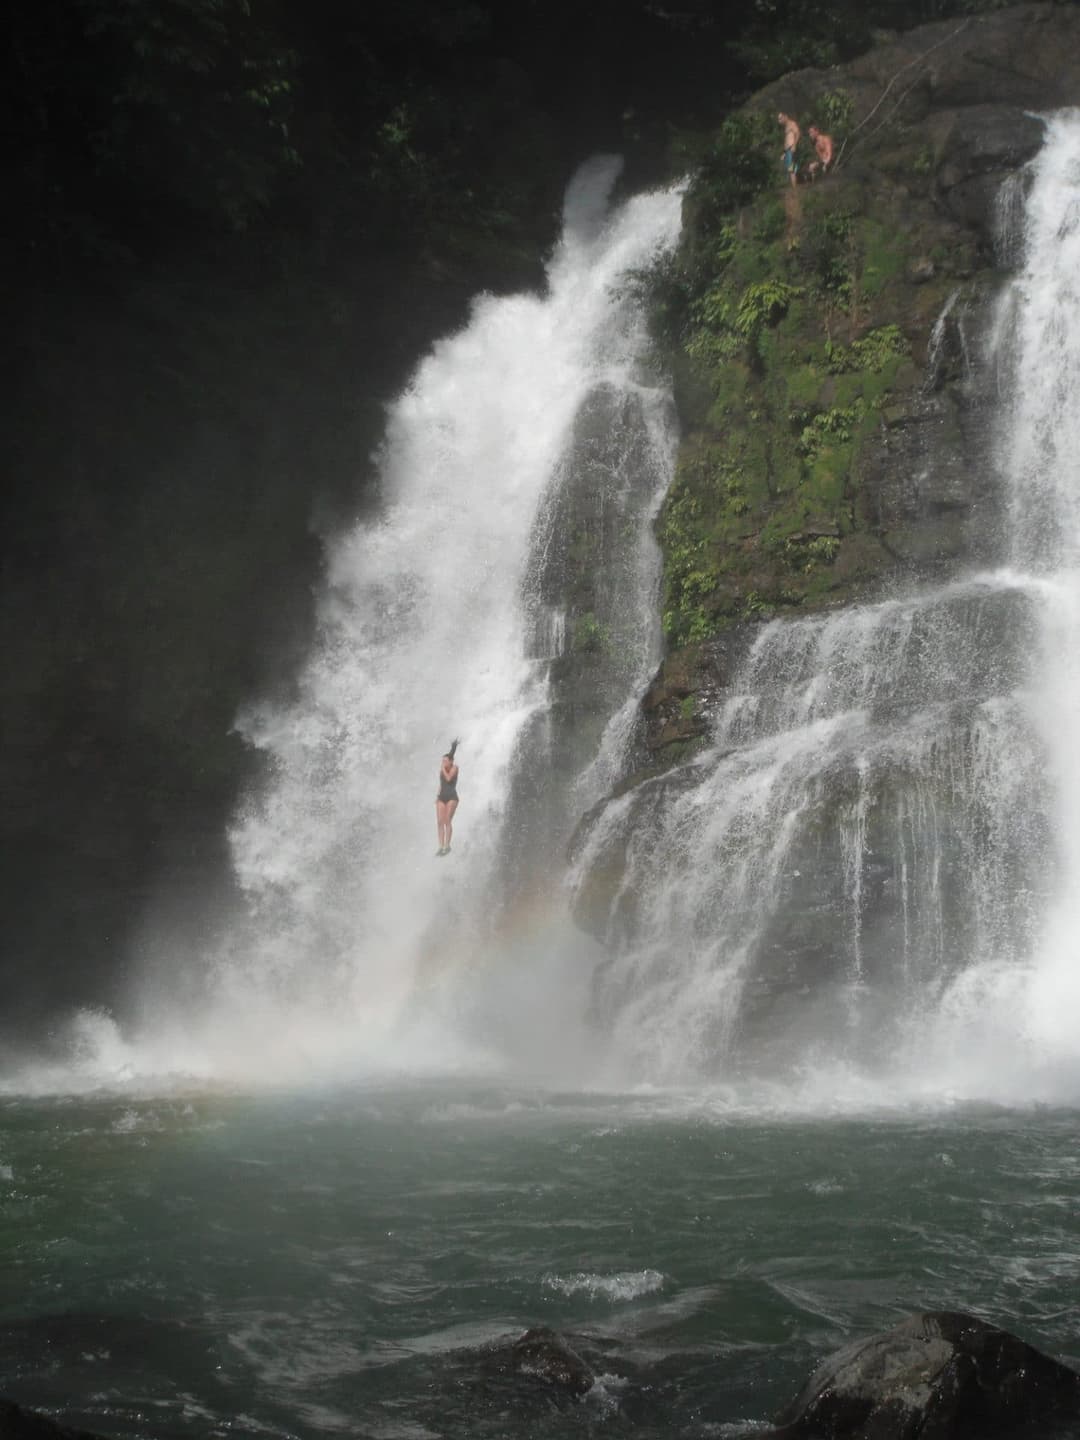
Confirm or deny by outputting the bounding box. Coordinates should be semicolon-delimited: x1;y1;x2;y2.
542;1268;667;1302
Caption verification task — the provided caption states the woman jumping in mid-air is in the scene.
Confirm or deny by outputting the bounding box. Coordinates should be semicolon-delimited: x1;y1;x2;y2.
435;740;459;857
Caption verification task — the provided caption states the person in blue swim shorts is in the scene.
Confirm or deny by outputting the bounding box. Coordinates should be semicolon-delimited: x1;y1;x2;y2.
779;112;801;187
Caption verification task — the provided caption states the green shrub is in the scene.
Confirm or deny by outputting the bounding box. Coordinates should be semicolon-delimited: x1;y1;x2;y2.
798;403;864;460
818;89;855;144
785;533;841;570
626;252;693;347
801;209;857;302
825;324;909;373
734;280;803;340
753;200;787;243
687;113;775;236
742;590;772;617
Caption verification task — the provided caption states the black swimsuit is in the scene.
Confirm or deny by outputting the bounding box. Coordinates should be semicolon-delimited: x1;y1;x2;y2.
438;769;458;803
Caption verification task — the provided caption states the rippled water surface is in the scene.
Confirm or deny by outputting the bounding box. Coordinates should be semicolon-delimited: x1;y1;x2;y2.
2;1085;1079;1438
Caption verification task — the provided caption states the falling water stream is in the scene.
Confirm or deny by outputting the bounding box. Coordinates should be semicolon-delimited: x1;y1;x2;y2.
205;157;682;1081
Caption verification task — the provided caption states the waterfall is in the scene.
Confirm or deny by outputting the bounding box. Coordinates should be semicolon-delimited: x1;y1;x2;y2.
993;111;1080;1069
11;116;1080;1104
571;578;1048;1082
571;111;1080;1101
169;157;684;1078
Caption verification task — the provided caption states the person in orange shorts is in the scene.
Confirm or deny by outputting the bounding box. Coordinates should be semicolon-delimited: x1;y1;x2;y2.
808;125;834;180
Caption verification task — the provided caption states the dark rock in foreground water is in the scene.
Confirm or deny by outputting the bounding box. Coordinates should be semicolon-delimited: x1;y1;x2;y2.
767;1311;1080;1439
508;1325;595;1397
0;1397;108;1440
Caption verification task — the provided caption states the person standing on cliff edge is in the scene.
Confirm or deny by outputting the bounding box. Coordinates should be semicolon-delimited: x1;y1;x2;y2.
808;125;834;179
435;740;459;857
778;112;801;187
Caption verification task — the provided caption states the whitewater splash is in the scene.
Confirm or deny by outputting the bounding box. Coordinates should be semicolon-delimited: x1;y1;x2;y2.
569;110;1080;1102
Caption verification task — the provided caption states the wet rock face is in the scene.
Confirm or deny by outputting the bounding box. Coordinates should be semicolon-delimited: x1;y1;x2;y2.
768;1311;1080;1440
507;1326;596;1397
0;1397;108;1440
934;106;1046;238
918;4;1080;111
640;637;738;755
833;3;1080;121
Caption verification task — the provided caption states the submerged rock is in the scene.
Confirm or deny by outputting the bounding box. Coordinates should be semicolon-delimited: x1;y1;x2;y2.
0;1397;109;1440
767;1311;1080;1439
508;1325;595;1397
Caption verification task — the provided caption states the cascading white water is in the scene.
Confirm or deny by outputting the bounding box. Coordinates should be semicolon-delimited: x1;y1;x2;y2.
0;158;682;1094
984;110;1080;1069
572;111;1080;1101
572;576;1048;1080
996;115;1080;571
163;157;684;1077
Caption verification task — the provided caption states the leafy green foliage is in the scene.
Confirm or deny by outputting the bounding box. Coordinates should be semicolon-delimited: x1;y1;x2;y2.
801;210;858;303
798;404;864;460
741;589;771;617
730;10;841;83
753;200;787;243
635;253;696;346
655;129;931;641
735;280;803;339
818;89;855;143
658;484;718;643
686;326;743;368
785;533;840;570
84;0;298;230
825;325;910;373
687;113;775;237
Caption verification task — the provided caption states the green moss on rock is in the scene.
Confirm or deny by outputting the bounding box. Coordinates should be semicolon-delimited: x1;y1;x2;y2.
650;90;984;651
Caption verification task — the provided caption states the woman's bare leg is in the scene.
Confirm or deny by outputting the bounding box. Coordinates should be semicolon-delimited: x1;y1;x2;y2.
445;799;459;851
436;800;447;851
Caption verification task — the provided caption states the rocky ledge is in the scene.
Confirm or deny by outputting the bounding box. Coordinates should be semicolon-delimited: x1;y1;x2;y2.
7;1310;1076;1438
766;1310;1080;1439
